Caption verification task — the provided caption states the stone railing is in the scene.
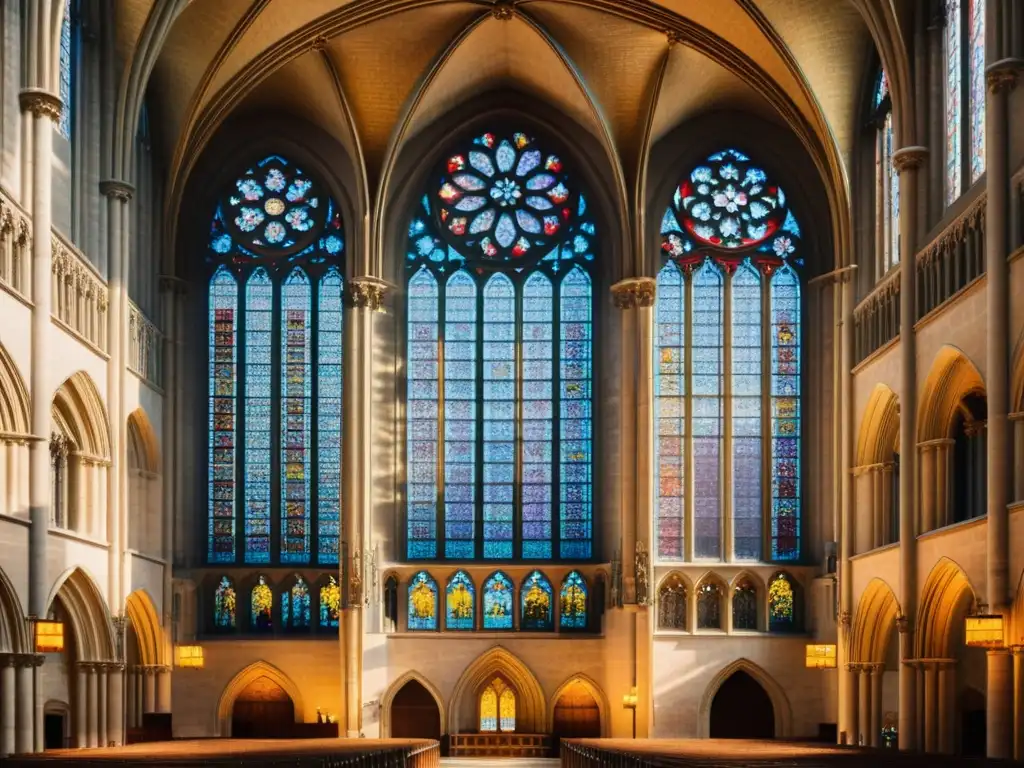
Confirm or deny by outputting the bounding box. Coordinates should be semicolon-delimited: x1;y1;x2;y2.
853;270;900;365
128;300;163;389
51;232;108;354
0;188;31;301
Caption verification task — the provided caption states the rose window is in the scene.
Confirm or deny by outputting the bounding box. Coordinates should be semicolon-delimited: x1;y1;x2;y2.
435;132;576;264
221;156;324;254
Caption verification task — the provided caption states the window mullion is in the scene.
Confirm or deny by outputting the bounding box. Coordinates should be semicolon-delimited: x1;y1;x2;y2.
514;280;524;560
684;269;694;563
310;274;320;566
760;270;771;563
552;272;562;561
475;278;485;561
235;270;247;566
722;269;733;563
270;275;282;565
436;273;447;561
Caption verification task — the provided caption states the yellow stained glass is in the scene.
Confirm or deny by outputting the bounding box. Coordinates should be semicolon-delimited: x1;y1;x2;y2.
448;583;473;619
411;581;436;619
480;686;498;732
499;688;516;732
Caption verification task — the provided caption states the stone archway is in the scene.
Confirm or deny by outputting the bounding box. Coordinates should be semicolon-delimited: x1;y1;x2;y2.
709;670;775;739
550;677;603;739
231;675;296;739
850;577;900;665
381;672;444;741
216;661;304;737
698;659;791;738
447;646;545;734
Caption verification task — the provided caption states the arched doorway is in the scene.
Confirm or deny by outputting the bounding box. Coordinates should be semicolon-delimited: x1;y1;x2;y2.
391;679;441;741
709;671;774;739
959;688;985;756
231;675;295;739
552;681;600;739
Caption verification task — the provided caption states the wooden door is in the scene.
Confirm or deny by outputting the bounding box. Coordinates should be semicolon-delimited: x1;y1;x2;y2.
553;681;601;739
391;680;441;741
709;671;775;739
231;676;295;739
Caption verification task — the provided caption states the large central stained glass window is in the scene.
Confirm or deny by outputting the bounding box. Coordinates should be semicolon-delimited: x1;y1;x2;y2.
207;154;345;565
656;149;802;564
406;131;596;561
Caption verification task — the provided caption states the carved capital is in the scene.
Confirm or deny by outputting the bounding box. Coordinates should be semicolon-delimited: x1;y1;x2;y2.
892;146;928;174
839;609;852;629
666;29;683;46
348;548;364;606
895;613;911;634
491;0;517;20
348;277;390;312
310;34;329;53
986;59;1022;94
99;180;135;202
611;277;656;310
18;88;63;122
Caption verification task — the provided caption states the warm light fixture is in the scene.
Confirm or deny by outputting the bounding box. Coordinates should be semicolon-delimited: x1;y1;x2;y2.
622;686;638;709
805;644;837;669
174;644;205;669
32;618;65;653
965;615;1004;648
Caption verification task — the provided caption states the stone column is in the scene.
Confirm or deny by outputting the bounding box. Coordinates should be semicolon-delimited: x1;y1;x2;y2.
869;665;883;747
839;268;856;745
142;666;156;714
989;649;1014;759
14;657;33;754
857;666;870;745
32;657;42;753
75;663;87;747
134;665;144;723
841;658;858;745
871;465;883;548
938;660;956;754
106;663;124;747
155;666;171;713
1011;414;1024;501
918;443;935;533
893;144;927;751
97;664;108;747
86;664;98;747
923;662;937;752
1012;647;1023;760
0;655;15;756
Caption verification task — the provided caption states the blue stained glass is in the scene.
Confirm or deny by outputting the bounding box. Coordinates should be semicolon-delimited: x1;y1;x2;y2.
317;269;343;564
559;267;592;559
731;262;762;561
968;0;985;182
520;570;553;631
522;272;553;559
281;269;312;563
282;577;311;628
408;571;439;631
445;570;476;630
445;270;477;558
407;268;439;559
213;575;236;628
208;267;238;563
244;269;272;563
946;0;962;205
482;572;514;630
655;262;685;561
559;570;588;629
771;266;801;560
884;112;899;269
484;274;515;559
873;68;888;109
58;0;72;139
692;259;722;560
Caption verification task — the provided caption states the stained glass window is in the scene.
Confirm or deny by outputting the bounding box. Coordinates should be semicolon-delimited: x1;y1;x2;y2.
771;267;801;561
208;267;238;563
206;155;344;566
408;571;439;631
732;581;758;630
873;68;888;109
520;570;553;631
445;570;476;630
480;686;498;732
480;680;516;732
656;149;802;565
768;572;796;631
213;576;237;628
968;0;986;182
946;0;963;205
319;576;340;629
657;573;687;630
58;0;73;139
499;688;516;732
873;69;898;277
559;570;588;629
483;571;514;630
251;575;273;631
282;577;311;629
696;581;722;630
405;131;596;562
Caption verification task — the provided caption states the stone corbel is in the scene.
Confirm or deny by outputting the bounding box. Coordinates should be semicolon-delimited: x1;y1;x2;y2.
892;146;928;175
18;88;63;122
986;59;1022;94
348;277;391;313
99;180;135;203
610;277;656;310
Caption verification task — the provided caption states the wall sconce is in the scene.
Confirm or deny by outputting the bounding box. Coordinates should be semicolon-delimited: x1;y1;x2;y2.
965;615;1004;648
622;686;637;709
805;643;837;669
174;644;205;669
32;618;65;653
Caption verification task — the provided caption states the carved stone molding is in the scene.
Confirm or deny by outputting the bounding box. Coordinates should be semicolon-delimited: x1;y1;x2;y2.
491;0;517;20
986;59;1022;94
895;613;910;634
99;180;135;202
310;34;329;52
892;146;928;174
611;277;656;310
666;29;683;46
18;88;63;122
349;548;364;606
348;277;391;312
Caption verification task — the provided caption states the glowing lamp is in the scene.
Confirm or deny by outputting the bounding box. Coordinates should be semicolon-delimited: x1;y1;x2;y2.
805;644;837;669
33;619;64;653
174;644;205;669
622;686;638;709
965;615;1004;648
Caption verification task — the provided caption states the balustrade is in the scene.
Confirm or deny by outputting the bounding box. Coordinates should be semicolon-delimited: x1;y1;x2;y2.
0;190;31;300
128;301;163;389
51;232;108;353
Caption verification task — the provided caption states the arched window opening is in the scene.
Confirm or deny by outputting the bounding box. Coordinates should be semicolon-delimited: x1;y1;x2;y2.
768;572;797;632
251;575;273;632
319;575;340;630
520;570;553;631
405;131;596;562
871;68;898;278
656;149;802;564
480;678;516;733
559;570;588;630
205;155;345;566
408;571;439;631
732;581;758;631
281;577;311;629
952;393;987;523
445;570;476;630
697;581;723;630
383;575;399;633
58;0;74;139
213;576;237;629
482;571;514;630
945;1;987;202
657;574;687;631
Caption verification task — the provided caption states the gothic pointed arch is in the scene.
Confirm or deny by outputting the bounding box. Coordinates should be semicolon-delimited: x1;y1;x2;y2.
0;565;29;654
0;343;30;435
380;670;447;736
850;577;900;664
124;589;167;666
697;658;792;738
917;346;986;441
547;672;609;736
47;567;116;662
915;557;977;659
51;372;110;460
856;384;900;467
126;408;160;473
448;646;545;734
216;660;305;736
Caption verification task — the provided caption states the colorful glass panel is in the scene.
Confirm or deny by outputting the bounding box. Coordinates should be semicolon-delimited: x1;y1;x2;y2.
58;0;72;139
559;570;588;629
946;0;963;205
282;577;311;628
968;0;986;182
213;576;237;628
520;571;553;631
692;259;723;559
696;582;722;630
499;688;516;732
482;572;514;630
319;576;340;628
480;686;498;731
244;269;273;563
883;111;899;269
281;269;312;563
408;571;438;631
771;267;801;561
655;262;685;560
445;570;476;630
560;267;592;559
251;575;273;630
483;274;515;559
522;272;554;559
407;267;439;559
731;262;762;560
873;68;888;109
768;572;796;631
317;269;343;564
444;270;477;559
732;582;758;630
208;267;238;563
657;575;687;630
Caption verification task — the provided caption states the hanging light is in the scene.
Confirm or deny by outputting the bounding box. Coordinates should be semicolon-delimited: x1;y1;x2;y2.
621;686;638;709
32;618;65;653
805;644;837;669
965;615;1004;648
174;644;205;669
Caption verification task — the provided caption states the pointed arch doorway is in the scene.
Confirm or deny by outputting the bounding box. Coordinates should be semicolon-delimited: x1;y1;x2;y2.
709;671;775;739
231;676;295;739
552;680;601;739
391;679;442;741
